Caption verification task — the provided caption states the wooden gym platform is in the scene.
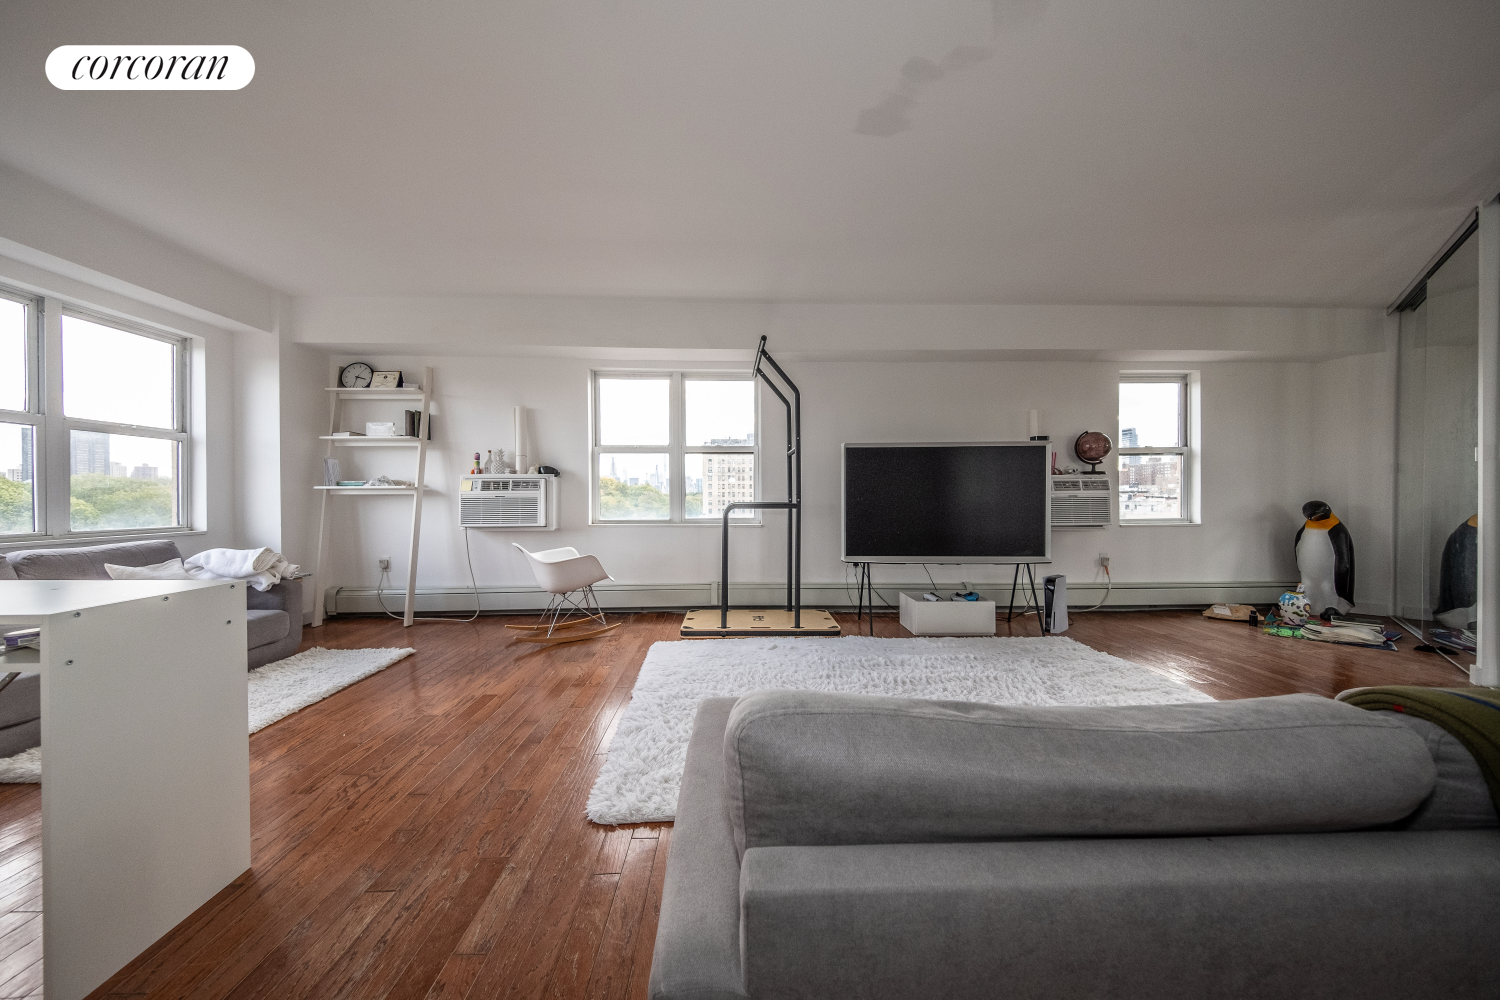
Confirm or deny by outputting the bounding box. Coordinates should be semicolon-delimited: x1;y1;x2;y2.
680;608;841;638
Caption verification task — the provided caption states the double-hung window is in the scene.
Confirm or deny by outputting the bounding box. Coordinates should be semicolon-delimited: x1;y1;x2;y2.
1118;374;1193;523
592;372;758;523
0;286;190;540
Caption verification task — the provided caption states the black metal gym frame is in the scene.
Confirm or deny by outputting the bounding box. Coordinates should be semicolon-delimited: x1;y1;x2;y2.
720;336;802;629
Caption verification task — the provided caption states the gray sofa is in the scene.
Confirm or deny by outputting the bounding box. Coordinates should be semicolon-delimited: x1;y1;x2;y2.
0;539;303;670
650;690;1500;1000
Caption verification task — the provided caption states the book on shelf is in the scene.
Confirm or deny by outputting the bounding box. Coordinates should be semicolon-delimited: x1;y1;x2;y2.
329;430;366;436
403;410;432;440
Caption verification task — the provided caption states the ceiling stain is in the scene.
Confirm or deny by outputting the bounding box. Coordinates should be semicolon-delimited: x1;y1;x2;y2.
855;45;995;137
854;1;1044;136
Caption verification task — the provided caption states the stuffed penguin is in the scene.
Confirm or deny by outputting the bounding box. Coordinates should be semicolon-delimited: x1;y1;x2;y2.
1434;515;1477;629
1295;500;1354;619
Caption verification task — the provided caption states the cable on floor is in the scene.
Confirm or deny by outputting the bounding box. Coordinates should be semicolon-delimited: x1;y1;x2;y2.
376;526;482;623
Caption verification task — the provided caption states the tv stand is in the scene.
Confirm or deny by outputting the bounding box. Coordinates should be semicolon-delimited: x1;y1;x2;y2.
849;561;1048;637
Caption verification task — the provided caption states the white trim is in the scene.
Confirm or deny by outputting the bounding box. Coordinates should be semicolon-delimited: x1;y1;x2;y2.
1475;198;1499;686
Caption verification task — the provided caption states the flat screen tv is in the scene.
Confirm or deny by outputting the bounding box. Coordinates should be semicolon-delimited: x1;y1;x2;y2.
842;442;1050;564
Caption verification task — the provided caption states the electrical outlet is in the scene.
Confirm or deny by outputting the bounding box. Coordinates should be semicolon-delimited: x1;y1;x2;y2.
1099;553;1110;568
378;557;391;572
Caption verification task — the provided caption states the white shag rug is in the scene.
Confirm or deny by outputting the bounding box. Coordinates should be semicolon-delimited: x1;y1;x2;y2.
0;645;415;783
249;646;416;733
586;635;1213;825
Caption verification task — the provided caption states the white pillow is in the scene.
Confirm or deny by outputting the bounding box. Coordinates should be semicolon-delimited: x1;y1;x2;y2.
104;558;194;581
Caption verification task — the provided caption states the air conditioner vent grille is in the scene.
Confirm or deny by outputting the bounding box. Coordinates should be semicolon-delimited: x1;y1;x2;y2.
1051;476;1112;528
460;476;549;527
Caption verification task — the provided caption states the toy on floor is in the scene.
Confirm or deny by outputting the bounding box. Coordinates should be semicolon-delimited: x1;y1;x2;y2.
1295;500;1355;620
1276;590;1313;628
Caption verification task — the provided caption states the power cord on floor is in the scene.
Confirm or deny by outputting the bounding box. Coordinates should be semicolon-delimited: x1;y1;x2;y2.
376;526;482;623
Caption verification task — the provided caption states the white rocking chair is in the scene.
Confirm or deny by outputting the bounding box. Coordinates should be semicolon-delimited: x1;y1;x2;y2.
508;545;619;643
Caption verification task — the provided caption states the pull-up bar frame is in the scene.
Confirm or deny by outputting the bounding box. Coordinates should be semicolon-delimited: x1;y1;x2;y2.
720;335;802;629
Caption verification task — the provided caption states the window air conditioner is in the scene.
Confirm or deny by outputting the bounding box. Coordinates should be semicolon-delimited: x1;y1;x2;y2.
1050;477;1111;528
459;474;553;529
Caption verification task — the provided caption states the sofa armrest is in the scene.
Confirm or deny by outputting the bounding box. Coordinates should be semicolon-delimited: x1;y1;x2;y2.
648;698;748;1000
247;576;301;613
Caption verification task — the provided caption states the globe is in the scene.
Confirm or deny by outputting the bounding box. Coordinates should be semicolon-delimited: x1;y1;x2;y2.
1074;431;1113;472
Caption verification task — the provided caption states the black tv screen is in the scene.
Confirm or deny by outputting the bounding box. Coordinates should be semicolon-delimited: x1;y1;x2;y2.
842;443;1050;564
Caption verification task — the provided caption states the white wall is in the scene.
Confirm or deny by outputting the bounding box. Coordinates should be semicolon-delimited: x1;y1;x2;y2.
312;347;1394;610
1314;317;1400;615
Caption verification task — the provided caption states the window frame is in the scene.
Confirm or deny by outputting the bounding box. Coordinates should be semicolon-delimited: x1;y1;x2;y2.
1117;372;1197;526
0;286;194;543
591;370;760;525
0;287;43;539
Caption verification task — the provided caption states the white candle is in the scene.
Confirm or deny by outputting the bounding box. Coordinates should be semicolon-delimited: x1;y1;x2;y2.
515;406;529;473
1028;409;1039;438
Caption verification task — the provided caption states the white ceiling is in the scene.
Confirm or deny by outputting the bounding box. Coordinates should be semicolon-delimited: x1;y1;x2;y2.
3;0;1499;306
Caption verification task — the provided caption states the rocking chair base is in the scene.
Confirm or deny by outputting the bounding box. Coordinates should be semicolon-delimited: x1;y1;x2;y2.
680;608;840;638
512;622;620;644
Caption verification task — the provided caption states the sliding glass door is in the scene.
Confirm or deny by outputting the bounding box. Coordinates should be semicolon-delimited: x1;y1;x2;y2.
1394;231;1479;667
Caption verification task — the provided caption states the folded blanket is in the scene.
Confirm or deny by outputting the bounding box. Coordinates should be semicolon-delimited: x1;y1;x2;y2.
1337;686;1500;810
185;547;300;592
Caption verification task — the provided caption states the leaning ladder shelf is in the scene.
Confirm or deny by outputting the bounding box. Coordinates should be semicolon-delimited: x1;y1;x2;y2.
311;367;434;627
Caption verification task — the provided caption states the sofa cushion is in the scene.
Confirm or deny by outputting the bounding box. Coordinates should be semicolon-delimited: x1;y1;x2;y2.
246;609;290;649
723;691;1436;853
737;831;1500;1000
0;559;15;581
0;719;40;760
8;540;183;580
105;557;194;581
1387;714;1499;829
0;673;40;730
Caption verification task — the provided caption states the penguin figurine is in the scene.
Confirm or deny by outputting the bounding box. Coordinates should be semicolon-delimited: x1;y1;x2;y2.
1295;500;1354;620
1434;515;1477;629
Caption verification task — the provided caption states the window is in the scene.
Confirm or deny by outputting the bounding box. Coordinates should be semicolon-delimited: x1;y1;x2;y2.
593;372;757;523
1118;374;1192;523
0;286;191;541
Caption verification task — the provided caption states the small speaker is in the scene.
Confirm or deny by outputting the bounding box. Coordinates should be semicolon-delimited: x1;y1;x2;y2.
1043;575;1068;634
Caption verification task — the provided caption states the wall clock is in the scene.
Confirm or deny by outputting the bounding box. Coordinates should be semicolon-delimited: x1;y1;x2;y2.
340;362;374;388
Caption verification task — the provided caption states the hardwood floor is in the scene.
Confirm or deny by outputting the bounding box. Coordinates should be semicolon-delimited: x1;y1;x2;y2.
0;608;1473;999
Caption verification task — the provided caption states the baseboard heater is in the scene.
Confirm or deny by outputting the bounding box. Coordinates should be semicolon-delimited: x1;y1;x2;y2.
322;581;1300;617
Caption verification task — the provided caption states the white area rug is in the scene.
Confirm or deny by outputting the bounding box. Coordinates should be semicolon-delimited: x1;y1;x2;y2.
586;635;1213;825
249;646;416;733
0;748;40;785
0;646;416;783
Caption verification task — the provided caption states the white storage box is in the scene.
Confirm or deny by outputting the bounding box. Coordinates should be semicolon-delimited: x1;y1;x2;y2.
898;591;997;636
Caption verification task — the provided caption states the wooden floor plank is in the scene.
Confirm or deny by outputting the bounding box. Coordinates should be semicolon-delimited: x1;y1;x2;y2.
624;827;671;1000
546;874;620;1000
32;607;1464;1000
581;838;658;1000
